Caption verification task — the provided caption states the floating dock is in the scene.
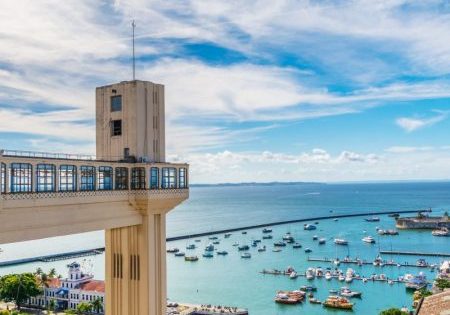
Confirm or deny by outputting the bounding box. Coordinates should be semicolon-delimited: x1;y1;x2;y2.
307;257;440;268
379;250;450;257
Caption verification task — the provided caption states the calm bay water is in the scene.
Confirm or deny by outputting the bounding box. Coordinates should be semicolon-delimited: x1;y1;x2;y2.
1;182;450;314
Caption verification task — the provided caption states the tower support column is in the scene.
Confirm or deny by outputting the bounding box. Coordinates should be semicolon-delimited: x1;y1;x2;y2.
105;213;167;315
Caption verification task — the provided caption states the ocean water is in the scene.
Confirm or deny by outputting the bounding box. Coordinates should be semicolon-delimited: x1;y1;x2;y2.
1;182;450;314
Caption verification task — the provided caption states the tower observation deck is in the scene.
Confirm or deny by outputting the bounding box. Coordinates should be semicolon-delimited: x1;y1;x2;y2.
0;80;189;315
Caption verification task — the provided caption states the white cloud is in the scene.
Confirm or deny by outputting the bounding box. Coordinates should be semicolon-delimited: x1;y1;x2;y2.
396;111;448;132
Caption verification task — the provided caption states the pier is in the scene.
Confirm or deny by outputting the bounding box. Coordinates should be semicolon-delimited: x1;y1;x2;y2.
307;257;441;268
380;250;450;257
0;248;105;267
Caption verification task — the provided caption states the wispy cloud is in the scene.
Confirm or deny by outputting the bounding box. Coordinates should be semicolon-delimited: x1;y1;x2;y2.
396;110;449;132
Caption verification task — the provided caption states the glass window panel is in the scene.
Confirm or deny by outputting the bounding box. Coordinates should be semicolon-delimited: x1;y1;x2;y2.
115;167;128;190
131;167;146;190
36;164;56;192
162;167;176;189
10;163;32;193
98;166;113;190
150;167;159;189
59;165;77;191
80;166;96;191
1;163;6;193
179;168;187;188
111;95;122;112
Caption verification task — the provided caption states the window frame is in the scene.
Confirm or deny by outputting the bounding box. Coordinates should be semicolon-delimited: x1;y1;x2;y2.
131;167;146;190
178;168;187;188
111;120;122;136
80;166;96;191
111;95;122;112
98;166;113;190
1;162;5;194
59;165;77;192
162;167;177;189
10;163;32;193
150;167;159;189
36;164;56;192
115;167;128;190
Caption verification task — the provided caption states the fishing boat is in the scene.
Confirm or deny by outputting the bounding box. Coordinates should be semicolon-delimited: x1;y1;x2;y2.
241;252;251;259
224;233;232;238
362;235;376;243
289;271;298;279
323;296;353;310
202;252;214;258
262;228;272;233
238;245;250;251
432;227;450;236
216;250;228;255
365;216;380;222
274;241;286;247
334;238;348;245
306;268;315;280
304;248;312;253
258;245;266;252
304;224;317;230
274;290;305;304
184;255;199;262
204;243;215;251
174;252;185;257
262;235;273;239
340;287;362;298
318;238;326;245
186;244;196;250
293;243;302;248
313;235;318;240
405;273;427;290
167;248;179;253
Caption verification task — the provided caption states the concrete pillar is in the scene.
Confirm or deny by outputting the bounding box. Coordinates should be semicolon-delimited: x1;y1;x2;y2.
105;213;167;315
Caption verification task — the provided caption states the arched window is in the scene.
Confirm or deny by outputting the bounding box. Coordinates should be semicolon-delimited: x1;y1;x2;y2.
98;166;113;190
36;164;56;192
60;165;77;191
10;163;32;193
80;166;96;191
150;167;159;189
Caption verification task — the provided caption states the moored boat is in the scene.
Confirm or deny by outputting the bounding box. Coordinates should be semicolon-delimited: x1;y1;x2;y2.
224;233;232;238
323;296;353;310
202;252;214;258
262;235;273;239
274;241;286;247
405;273;427;290
304;224;317;230
432;227;450;237
263;228;272;233
318;238;326;245
334;238;348;245
174;252;185;257
167;248;179;253
241;252;251;259
306;268;315;280
238;245;250;251
274;290;305;304
186;244;196;250
365;216;380;222
293;243;302;248
309;297;321;304
362;235;376;243
340;286;362;298
216;250;228;255
304;248;312;253
184;255;199;262
204;243;215;251
258;245;266;252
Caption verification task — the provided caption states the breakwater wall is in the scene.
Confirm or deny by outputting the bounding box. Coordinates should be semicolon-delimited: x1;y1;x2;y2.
0;209;426;268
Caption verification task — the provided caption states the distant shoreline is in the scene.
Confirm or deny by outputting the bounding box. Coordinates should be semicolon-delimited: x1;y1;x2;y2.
190;180;450;187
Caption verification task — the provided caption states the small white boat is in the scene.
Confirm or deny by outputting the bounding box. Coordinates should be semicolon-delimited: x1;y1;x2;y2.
334;238;348;245
313;235;318;240
338;274;345;281
325;272;332;280
258;245;266;252
345;269;354;283
315;267;324;277
224;233;232;238
167;248;179;253
204;243;215;251
304;224;317;230
362;236;376;243
289;271;298;279
241;252;251;259
334;258;341;266
174;252;185;257
186;244;196;250
306;268;315;280
432;227;449;237
340;286;362;297
318;238;326;245
365;216;380;222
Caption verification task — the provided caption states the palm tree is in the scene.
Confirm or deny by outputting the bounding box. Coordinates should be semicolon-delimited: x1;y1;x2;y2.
48;268;57;278
90;298;103;314
35;267;43;276
76;302;92;314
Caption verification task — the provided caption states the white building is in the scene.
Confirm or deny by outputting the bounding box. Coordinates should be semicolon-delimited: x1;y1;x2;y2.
28;262;104;313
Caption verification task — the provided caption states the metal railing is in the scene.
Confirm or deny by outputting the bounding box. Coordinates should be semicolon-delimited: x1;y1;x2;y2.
1;149;96;161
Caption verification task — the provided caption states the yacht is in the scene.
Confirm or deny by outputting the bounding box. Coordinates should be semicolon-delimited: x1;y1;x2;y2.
334;238;348;245
340;287;362;298
333;258;341;266
204;243;215;252
241;252;251;259
362;236;376;243
289;271;298;279
432;227;450;237
306;268;315;280
262;228;272;233
373;255;384;267
405;273;427;290
304;224;317;230
345;269;354;283
338;274;345;281
318;238;326;245
416;259;428;268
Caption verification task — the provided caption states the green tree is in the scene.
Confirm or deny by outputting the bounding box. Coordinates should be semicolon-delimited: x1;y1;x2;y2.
90;298;103;313
35;268;43;276
379;308;408;315
48;268;57;279
47;299;57;314
435;278;450;290
76;302;92;314
0;273;40;310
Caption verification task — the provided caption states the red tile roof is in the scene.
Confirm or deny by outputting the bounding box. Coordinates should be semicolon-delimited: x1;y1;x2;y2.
79;280;105;293
417;289;450;315
47;278;61;288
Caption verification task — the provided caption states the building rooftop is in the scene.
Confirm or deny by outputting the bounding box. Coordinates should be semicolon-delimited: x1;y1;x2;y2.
416;289;450;315
79;280;105;293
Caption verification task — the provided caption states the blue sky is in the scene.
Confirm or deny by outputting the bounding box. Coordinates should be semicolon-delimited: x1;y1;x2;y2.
1;0;450;183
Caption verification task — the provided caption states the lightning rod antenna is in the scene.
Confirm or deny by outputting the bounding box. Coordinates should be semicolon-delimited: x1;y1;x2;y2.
132;20;136;80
